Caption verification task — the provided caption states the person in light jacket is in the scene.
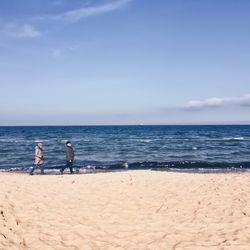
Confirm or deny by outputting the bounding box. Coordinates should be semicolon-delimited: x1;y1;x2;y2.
60;141;74;174
30;143;44;175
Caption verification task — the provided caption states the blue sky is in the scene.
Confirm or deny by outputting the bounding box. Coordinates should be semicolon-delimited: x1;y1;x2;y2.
0;0;250;125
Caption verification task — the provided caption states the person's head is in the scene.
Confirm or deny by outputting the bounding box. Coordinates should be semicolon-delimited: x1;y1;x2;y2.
66;141;71;147
37;143;42;148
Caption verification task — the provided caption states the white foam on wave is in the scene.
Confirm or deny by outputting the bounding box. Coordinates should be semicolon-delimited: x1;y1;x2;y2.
140;139;152;143
138;139;161;143
0;138;24;143
223;137;244;141
207;137;246;141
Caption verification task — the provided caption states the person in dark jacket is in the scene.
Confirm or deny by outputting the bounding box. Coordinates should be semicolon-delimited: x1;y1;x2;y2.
60;141;74;174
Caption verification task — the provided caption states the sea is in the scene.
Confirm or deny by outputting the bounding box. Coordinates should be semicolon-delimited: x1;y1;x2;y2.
0;125;250;172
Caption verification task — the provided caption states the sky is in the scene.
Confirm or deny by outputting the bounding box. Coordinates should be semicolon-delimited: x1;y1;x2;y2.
0;0;250;125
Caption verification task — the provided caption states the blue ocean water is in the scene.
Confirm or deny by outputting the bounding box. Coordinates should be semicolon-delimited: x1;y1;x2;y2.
0;125;250;171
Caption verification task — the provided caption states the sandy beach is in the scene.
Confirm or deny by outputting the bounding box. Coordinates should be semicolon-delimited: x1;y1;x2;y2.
0;170;250;250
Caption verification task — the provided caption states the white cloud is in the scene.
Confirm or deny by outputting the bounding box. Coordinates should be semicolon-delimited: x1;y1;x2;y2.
184;97;224;109
1;0;133;40
48;0;133;23
234;94;250;106
184;94;250;110
3;23;41;38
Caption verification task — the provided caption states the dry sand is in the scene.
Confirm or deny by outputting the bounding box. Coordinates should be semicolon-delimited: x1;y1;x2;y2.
0;170;250;250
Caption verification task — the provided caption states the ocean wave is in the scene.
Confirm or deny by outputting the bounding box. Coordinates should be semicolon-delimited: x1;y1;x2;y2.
1;161;250;174
222;137;245;141
83;161;250;172
206;137;247;141
129;138;161;143
138;139;153;143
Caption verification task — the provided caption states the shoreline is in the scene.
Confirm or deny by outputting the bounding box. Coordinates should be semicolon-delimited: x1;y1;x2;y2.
0;167;250;175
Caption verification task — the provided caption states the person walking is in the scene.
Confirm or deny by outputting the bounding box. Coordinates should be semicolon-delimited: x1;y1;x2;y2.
60;141;74;174
30;143;44;175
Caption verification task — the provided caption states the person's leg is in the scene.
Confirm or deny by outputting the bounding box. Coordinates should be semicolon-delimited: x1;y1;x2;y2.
39;164;44;174
60;162;68;174
29;165;37;175
69;161;73;174
29;167;34;175
60;166;65;174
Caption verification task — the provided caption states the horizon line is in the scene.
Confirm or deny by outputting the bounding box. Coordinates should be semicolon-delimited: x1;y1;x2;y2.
0;123;250;127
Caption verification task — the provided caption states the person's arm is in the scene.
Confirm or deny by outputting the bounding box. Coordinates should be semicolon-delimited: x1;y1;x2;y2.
35;147;43;159
35;147;39;158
